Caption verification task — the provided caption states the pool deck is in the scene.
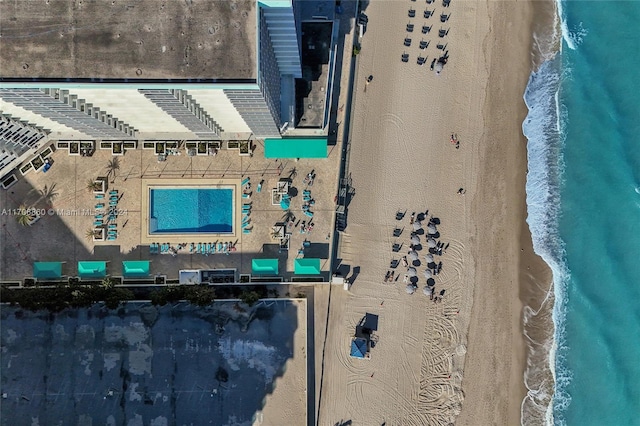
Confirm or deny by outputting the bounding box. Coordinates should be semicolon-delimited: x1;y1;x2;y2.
0;141;340;282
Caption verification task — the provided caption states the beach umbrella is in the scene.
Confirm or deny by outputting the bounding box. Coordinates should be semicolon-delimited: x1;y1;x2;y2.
413;221;422;231
423;286;433;296
427;277;436;287
427;238;437;248
407;267;417;277
411;235;420;245
408;250;419;261
423;269;433;279
280;198;291;210
427;223;437;233
406;284;416;294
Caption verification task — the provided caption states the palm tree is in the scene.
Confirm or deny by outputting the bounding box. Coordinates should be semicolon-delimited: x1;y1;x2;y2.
30;183;58;206
288;167;297;179
16;205;32;226
86;179;101;192
106;158;120;183
85;228;97;241
281;209;295;223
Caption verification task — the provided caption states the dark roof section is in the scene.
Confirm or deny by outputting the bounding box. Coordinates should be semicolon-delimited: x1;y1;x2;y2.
0;0;257;81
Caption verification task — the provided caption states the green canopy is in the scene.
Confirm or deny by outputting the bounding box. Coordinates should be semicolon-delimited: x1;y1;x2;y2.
294;258;321;275
33;262;63;279
251;258;279;275
264;138;328;159
77;261;107;278
122;261;150;278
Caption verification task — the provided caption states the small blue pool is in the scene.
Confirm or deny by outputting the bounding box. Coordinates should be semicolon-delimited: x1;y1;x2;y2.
149;188;233;234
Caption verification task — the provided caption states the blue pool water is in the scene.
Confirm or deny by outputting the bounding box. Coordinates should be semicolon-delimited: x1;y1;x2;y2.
149;188;233;234
523;1;640;424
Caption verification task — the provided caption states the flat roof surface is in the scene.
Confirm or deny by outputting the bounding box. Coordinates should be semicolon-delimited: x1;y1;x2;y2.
0;0;257;80
0;301;305;425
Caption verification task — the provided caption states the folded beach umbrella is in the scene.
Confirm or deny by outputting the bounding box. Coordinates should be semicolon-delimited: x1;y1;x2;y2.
427;238;437;248
406;284;416;294
411;235;420;245
423;269;433;279
408;250;419;261
424;253;434;263
427;223;437;233
423;286;433;296
413;221;422;231
407;267;417;277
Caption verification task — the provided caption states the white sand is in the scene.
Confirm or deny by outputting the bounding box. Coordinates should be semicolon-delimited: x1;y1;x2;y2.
317;1;534;425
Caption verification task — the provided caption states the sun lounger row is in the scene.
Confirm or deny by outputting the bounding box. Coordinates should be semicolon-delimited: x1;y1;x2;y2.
242;202;252;234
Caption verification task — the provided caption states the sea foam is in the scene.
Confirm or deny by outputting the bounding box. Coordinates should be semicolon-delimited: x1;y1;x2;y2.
521;23;573;423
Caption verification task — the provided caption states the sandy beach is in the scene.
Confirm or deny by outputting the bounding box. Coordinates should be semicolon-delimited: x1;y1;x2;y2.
316;1;541;425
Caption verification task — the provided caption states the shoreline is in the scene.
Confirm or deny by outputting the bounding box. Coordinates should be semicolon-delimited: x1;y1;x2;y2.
456;0;552;424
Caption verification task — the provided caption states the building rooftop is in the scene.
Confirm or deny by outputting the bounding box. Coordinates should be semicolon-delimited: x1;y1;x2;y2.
0;0;257;81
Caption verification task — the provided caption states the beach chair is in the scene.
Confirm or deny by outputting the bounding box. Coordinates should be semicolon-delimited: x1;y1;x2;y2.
302;205;310;211
257;182;262;193
241;177;250;187
95;194;104;199
109;201;118;207
108;224;117;230
211;243;216;253
108;214;117;221
196;243;201;253
95;214;104;220
218;242;224;252
109;196;119;201
243;228;252;234
107;236;116;241
93;221;103;226
190;243;195;253
149;243;155;254
242;192;251;199
109;190;118;196
95;203;104;209
303;240;311;248
303;190;311;195
304;210;314;218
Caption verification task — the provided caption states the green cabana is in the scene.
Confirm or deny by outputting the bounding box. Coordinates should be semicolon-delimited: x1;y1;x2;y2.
77;261;107;278
264;138;328;159
122;261;150;278
294;258;321;275
33;262;63;279
251;258;279;275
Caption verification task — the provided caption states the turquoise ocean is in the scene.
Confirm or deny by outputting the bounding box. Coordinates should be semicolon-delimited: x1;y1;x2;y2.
523;1;640;424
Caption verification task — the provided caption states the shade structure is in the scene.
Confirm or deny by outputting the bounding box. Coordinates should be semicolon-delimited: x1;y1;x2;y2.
427;238;437;248
408;251;419;261
423;269;433;279
427;223;437;233
424;253;434;263
413;221;422;231
350;337;368;358
251;258;279;275
406;284;416;294
423;286;433;296
294;258;321;275
33;262;63;279
122;261;150;278
406;267;417;277
411;235;420;245
264;138;328;159
77;261;107;278
280;198;291;210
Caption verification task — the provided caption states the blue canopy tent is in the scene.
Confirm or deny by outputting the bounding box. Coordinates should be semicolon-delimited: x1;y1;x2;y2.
33;262;63;279
77;261;107;279
294;258;321;275
122;261;151;278
251;259;279;275
350;337;368;359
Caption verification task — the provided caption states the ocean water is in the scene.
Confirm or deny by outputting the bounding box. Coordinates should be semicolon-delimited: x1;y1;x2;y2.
523;1;640;425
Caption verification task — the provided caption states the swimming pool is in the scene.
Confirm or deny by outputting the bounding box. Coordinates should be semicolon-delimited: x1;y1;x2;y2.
149;187;233;234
